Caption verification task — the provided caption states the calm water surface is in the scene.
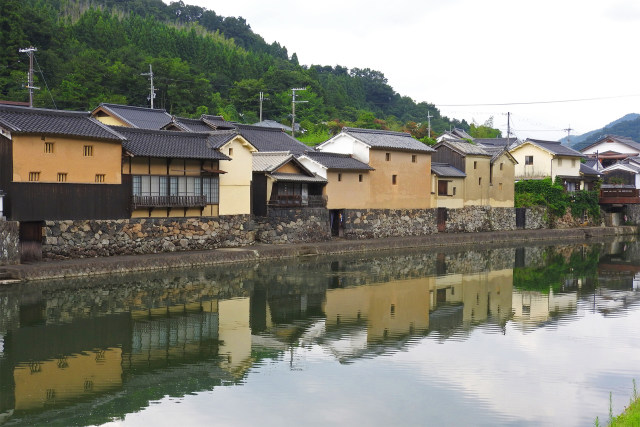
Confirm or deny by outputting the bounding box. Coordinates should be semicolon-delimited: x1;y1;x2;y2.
1;238;639;426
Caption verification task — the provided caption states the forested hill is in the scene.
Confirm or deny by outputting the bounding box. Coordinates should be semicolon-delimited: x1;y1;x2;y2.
568;113;640;151
0;0;473;141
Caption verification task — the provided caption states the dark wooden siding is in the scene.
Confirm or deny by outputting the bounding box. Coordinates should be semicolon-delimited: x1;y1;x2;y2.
432;146;465;172
9;176;131;221
251;172;268;217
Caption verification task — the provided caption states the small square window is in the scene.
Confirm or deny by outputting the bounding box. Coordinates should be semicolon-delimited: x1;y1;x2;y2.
338;173;342;182
453;187;456;195
359;174;363;182
44;142;54;153
412;155;417;163
57;172;67;182
28;171;40;182
95;174;105;183
229;147;234;156
385;153;391;161
500;163;503;171
474;161;477;169
392;174;397;185
83;145;93;156
525;156;533;165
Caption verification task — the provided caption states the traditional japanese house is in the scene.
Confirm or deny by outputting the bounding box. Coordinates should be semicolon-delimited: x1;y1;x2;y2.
252;152;326;216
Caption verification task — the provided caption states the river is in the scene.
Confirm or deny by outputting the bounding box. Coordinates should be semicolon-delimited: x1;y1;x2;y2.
0;237;639;426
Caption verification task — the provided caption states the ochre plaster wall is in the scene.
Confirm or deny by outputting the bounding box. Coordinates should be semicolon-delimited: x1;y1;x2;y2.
13;135;122;184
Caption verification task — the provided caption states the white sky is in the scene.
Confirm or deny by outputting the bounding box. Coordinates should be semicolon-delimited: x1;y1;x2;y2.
169;0;640;141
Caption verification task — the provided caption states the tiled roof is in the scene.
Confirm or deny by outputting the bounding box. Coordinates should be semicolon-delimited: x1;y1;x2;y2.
170;116;217;133
431;162;466;178
253;152;295;172
302;151;373;170
270;172;327;183
0;105;124;141
201;115;239;130
582;135;640;153
584;158;603;171
252;119;298;132
475;138;518;147
525;139;584;157
481;145;514;163
580;163;602;176
435;140;491;156
343;127;434;152
237;124;310;154
113;126;230;160
95;103;173;129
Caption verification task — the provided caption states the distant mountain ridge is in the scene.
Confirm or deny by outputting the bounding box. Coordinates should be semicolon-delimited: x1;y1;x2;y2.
563;113;640;150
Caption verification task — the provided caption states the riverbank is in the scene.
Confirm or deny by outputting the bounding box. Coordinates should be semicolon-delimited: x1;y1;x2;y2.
3;225;637;282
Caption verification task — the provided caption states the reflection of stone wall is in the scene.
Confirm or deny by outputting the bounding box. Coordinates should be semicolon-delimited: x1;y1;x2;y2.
0;221;19;265
342;209;438;239
256;208;330;244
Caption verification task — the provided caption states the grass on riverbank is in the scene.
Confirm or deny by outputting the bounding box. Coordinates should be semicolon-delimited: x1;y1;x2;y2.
598;381;640;426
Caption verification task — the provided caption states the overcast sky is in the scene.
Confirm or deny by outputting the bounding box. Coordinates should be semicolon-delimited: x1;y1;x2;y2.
168;0;640;141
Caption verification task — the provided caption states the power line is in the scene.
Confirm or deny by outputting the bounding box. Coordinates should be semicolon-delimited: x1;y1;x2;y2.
435;94;640;107
33;53;57;109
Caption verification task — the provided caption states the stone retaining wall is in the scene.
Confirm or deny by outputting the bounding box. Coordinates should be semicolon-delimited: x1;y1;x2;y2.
0;221;20;265
32;206;586;261
342;209;437;239
256;207;330;244
43;216;255;260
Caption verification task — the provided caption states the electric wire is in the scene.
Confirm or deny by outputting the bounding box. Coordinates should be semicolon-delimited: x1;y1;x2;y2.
33;54;57;109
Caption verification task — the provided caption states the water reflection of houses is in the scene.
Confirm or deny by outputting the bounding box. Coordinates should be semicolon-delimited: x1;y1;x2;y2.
0;248;520;422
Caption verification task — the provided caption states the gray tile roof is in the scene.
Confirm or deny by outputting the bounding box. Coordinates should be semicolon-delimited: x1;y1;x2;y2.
475;137;518;148
270;172;327;183
435;140;491;156
170;116;217;133
525;139;584;157
113;126;230;160
343;127;435;153
201;115;239;130
237;124;310;154
253;152;295;172
431;162;466;178
0;105;124;141
580;163;602;176
584;158;603;171
302;151;373;171
95;103;173;130
252;119;298;132
582;135;640;153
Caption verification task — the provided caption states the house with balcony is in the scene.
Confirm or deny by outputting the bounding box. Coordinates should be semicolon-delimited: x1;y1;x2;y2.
598;157;640;205
510;139;600;191
579;135;640;169
252;152;326;216
314;127;434;209
297;151;374;210
115;127;256;217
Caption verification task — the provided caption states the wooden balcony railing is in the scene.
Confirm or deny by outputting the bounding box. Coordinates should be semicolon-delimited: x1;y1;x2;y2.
599;188;640;204
269;194;327;208
132;195;208;209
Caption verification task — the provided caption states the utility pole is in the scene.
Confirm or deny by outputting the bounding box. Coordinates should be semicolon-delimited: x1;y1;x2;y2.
19;47;39;107
259;91;269;122
291;87;307;138
426;110;433;139
141;64;155;109
563;125;573;146
506;112;511;147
